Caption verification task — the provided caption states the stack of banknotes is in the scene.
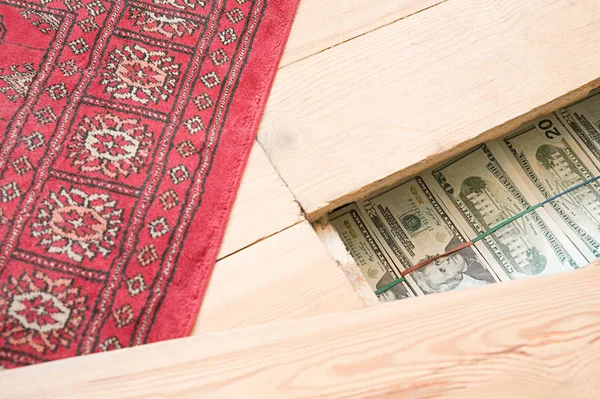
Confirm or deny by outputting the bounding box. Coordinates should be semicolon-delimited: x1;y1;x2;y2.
330;92;600;302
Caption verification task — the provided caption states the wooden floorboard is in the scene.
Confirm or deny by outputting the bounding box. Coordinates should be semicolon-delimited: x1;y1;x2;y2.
5;263;600;398
280;0;444;67
217;142;303;259
195;221;365;334
6;3;600;398
259;0;600;217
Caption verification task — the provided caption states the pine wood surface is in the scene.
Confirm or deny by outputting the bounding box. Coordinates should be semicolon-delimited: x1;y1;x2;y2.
195;221;365;334
217;143;303;260
258;0;600;217
5;263;600;398
279;0;444;67
6;2;600;397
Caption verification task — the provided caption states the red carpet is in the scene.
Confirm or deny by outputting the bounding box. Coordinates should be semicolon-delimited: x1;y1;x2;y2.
0;0;299;368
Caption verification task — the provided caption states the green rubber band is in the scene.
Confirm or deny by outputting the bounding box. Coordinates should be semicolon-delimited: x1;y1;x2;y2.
372;203;544;296
374;277;405;295
371;174;600;296
472;203;543;243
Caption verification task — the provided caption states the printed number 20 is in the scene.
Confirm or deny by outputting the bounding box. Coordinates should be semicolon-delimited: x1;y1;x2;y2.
538;119;561;140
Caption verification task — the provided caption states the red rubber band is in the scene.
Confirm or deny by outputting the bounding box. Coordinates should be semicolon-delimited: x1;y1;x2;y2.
400;241;474;277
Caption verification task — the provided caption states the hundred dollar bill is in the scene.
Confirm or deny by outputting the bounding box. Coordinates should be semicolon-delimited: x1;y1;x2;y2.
424;144;588;279
356;176;503;296
557;92;600;168
492;113;600;261
329;203;414;302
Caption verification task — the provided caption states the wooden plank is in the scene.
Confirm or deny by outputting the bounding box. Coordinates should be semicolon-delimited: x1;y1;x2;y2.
280;0;444;67
259;0;600;217
217;142;303;259
312;217;379;306
5;263;600;398
194;221;365;334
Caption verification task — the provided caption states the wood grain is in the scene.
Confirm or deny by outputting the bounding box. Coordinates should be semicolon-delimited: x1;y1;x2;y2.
195;221;365;334
217;142;302;259
5;263;600;398
280;0;444;67
259;0;600;217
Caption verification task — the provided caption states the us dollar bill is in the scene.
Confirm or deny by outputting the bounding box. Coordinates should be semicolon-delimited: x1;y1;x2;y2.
356;176;503;295
424;144;589;279
329;203;414;302
493;113;600;261
557;92;600;168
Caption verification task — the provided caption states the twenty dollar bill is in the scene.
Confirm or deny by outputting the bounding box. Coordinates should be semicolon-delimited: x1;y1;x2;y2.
425;144;588;279
494;113;600;261
329;203;414;302
357;176;502;295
